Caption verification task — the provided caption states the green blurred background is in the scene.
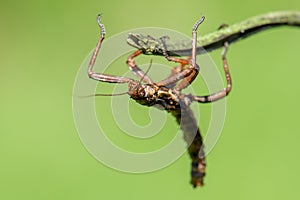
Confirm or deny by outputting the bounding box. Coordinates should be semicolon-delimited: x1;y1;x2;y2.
1;0;300;199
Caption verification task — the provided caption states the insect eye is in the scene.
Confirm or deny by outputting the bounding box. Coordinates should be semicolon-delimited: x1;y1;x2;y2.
134;87;144;97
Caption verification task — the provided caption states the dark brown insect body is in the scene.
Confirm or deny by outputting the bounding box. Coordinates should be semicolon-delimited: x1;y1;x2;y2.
128;81;206;186
87;14;232;187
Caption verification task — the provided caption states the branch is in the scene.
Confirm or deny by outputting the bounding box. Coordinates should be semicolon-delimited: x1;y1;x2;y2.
168;11;300;56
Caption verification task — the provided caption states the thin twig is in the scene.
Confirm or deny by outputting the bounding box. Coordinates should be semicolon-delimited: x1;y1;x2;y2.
167;11;300;56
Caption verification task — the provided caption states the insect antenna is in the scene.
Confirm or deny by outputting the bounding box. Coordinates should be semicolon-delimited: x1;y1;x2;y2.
79;91;129;98
134;59;153;93
92;60;152;97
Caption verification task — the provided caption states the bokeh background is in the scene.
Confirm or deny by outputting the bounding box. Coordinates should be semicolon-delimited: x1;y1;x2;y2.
1;0;300;199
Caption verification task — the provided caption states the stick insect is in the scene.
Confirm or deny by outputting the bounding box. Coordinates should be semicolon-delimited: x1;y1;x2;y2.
87;14;232;188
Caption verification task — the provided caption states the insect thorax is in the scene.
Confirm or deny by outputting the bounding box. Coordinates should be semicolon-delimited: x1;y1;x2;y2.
128;83;191;111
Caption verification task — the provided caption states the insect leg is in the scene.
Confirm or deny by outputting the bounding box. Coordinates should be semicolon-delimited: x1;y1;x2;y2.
88;14;132;83
163;57;190;88
157;16;205;89
164;56;199;90
126;50;153;84
156;37;198;87
193;42;232;103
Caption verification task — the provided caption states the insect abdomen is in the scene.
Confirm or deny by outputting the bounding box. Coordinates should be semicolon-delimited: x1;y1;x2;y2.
171;106;206;187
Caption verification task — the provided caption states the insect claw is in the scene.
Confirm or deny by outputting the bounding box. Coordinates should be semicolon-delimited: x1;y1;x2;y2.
193;15;205;31
96;14;106;36
97;13;102;22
